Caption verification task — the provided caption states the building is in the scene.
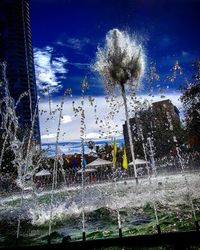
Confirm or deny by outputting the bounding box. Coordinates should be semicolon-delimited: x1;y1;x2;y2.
0;0;40;144
123;99;182;160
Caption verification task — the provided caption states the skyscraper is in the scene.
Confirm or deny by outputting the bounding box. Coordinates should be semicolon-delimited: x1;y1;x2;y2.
0;0;40;144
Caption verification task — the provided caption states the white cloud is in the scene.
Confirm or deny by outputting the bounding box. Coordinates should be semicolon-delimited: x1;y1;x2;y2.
61;115;72;124
41;133;57;139
56;37;91;51
34;46;68;93
68;62;90;69
39;92;183;144
84;132;101;140
66;38;83;50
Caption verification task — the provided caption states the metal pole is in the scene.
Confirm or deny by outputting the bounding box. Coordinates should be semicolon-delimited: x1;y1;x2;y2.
147;137;157;177
121;84;138;184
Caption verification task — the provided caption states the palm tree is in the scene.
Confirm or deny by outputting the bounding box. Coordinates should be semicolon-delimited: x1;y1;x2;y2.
94;29;145;184
87;140;95;154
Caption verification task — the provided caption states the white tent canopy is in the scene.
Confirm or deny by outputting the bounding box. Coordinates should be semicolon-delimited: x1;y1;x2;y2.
77;168;97;174
86;158;113;167
35;169;51;177
128;159;149;166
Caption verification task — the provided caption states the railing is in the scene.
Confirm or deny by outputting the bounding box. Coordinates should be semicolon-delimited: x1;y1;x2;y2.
3;230;200;250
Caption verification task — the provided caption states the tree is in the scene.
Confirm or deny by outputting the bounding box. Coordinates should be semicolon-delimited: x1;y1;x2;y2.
181;59;200;151
87;140;95;153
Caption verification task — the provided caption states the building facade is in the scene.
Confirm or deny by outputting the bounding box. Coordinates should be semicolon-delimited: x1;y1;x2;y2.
123;99;182;160
0;0;40;144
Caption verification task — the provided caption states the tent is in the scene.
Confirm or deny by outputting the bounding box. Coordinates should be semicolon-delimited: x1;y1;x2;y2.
85;158;113;181
86;158;113;168
128;159;149;166
77;168;97;174
35;169;51;177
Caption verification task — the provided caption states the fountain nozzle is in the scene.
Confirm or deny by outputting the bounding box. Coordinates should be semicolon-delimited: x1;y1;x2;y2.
119;228;122;238
82;231;86;242
157;224;161;234
195;221;199;232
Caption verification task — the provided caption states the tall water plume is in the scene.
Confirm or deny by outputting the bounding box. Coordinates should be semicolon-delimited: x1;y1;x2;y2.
94;28;145;184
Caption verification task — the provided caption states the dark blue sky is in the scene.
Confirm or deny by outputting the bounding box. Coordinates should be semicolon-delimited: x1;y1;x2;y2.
30;0;200;97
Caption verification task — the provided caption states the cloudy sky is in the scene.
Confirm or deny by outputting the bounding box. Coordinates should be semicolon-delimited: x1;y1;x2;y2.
29;0;200;143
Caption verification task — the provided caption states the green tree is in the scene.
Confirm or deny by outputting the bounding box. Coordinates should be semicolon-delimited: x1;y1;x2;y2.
87;140;95;153
181;59;200;151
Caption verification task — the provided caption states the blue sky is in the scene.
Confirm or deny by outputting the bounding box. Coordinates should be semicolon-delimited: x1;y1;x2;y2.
29;0;200;143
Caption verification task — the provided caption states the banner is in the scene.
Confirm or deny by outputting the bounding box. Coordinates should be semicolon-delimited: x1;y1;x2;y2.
113;137;117;165
122;146;128;169
82;144;87;169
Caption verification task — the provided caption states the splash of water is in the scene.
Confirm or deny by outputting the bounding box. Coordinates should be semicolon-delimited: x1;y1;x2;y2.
94;29;146;184
94;28;145;92
30;202;81;226
0;63;20;170
17;97;41;239
173;135;198;223
80;77;89;239
48;88;71;237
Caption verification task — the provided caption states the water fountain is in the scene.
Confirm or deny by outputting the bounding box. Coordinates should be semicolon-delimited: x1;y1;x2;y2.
48;88;71;243
173;135;199;231
80;77;88;242
0;31;200;249
111;137;122;238
94;28;145;184
93;28;164;236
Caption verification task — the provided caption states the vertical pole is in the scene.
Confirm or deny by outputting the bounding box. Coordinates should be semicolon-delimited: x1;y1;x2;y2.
147;137;157;177
153;201;161;234
80;80;87;242
81;147;86;241
140;127;151;183
195;221;199;231
121;84;138;184
113;161;123;238
82;231;86;242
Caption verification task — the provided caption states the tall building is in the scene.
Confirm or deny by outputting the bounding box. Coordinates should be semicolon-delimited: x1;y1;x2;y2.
123;99;182;160
0;0;40;144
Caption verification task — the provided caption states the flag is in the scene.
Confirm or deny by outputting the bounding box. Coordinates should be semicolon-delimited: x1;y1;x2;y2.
122;146;128;169
113;137;117;165
82;144;87;169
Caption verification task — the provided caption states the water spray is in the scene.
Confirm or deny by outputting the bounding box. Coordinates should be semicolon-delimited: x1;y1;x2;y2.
174;136;199;231
48;88;71;243
16;96;40;241
94;29;145;184
0;63;20;170
80;77;88;241
112;138;123;238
